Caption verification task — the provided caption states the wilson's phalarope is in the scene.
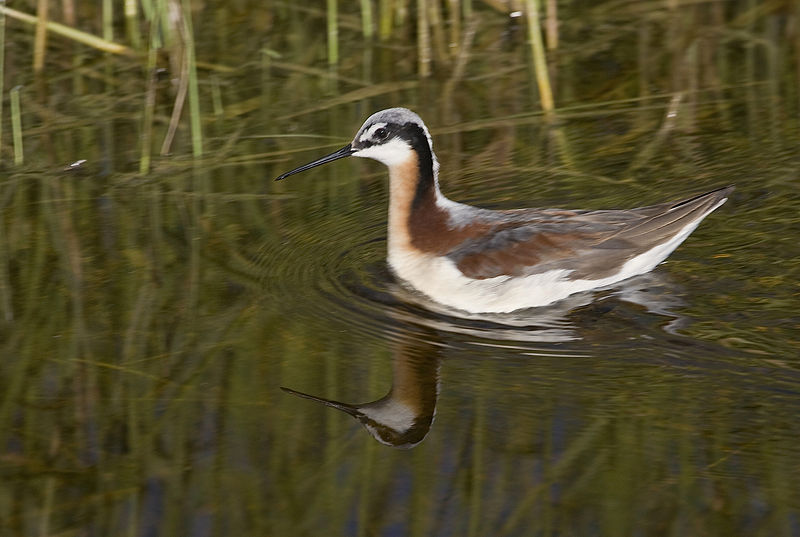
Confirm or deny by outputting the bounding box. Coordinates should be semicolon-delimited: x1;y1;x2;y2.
276;108;733;313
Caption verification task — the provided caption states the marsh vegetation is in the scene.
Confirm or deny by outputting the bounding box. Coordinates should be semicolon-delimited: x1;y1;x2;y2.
1;1;799;535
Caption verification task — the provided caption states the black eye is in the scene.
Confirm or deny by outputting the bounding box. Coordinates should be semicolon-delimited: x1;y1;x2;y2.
374;127;388;141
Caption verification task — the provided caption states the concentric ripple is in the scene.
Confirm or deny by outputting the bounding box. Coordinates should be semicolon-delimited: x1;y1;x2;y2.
256;184;696;357
256;206;588;355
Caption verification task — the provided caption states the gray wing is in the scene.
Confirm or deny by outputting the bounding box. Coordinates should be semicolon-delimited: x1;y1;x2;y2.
448;186;733;280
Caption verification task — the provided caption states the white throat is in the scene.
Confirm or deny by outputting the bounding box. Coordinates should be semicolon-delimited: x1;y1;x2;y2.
353;138;414;167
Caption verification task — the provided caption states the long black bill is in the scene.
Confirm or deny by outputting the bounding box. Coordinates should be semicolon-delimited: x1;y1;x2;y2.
280;386;362;418
274;144;355;181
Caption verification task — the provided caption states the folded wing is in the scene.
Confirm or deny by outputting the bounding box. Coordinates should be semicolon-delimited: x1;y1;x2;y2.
449;186;733;280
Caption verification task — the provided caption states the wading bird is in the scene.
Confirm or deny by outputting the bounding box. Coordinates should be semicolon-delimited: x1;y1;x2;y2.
276;108;732;313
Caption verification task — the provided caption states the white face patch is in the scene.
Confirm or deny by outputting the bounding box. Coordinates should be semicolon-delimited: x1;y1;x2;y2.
352;137;413;166
358;122;388;143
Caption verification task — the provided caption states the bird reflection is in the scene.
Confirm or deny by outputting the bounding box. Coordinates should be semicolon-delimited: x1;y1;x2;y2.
282;271;690;449
281;335;441;449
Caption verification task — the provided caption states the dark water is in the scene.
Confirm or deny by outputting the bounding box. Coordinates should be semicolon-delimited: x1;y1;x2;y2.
1;2;800;536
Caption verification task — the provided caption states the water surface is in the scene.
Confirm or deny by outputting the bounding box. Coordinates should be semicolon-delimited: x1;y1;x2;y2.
1;2;799;536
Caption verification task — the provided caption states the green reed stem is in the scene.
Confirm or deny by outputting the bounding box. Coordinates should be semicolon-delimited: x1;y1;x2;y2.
140;45;157;174
545;0;557;50
102;0;115;172
102;0;113;41
462;0;471;19
327;0;339;65
745;0;756;138
33;0;48;72
62;0;75;24
360;0;373;39
428;0;447;63
766;14;780;149
795;0;800;114
417;0;431;77
10;85;22;165
379;0;392;40
448;0;461;56
124;0;141;49
0;220;12;321
1;6;135;56
0;3;5;158
140;0;153;21
183;0;203;157
525;0;554;114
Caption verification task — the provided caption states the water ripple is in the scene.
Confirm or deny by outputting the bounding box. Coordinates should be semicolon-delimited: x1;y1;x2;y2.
257;187;699;358
258;218;591;355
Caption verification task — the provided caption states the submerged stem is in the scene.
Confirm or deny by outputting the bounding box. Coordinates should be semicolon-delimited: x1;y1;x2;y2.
525;0;554;114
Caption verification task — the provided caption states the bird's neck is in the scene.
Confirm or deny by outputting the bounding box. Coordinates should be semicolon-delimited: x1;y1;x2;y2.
386;136;447;253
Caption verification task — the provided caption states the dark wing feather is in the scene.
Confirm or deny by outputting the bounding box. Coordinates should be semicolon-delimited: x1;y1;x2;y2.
450;186;733;280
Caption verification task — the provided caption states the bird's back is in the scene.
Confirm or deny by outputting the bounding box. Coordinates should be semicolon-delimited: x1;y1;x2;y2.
447;185;734;282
